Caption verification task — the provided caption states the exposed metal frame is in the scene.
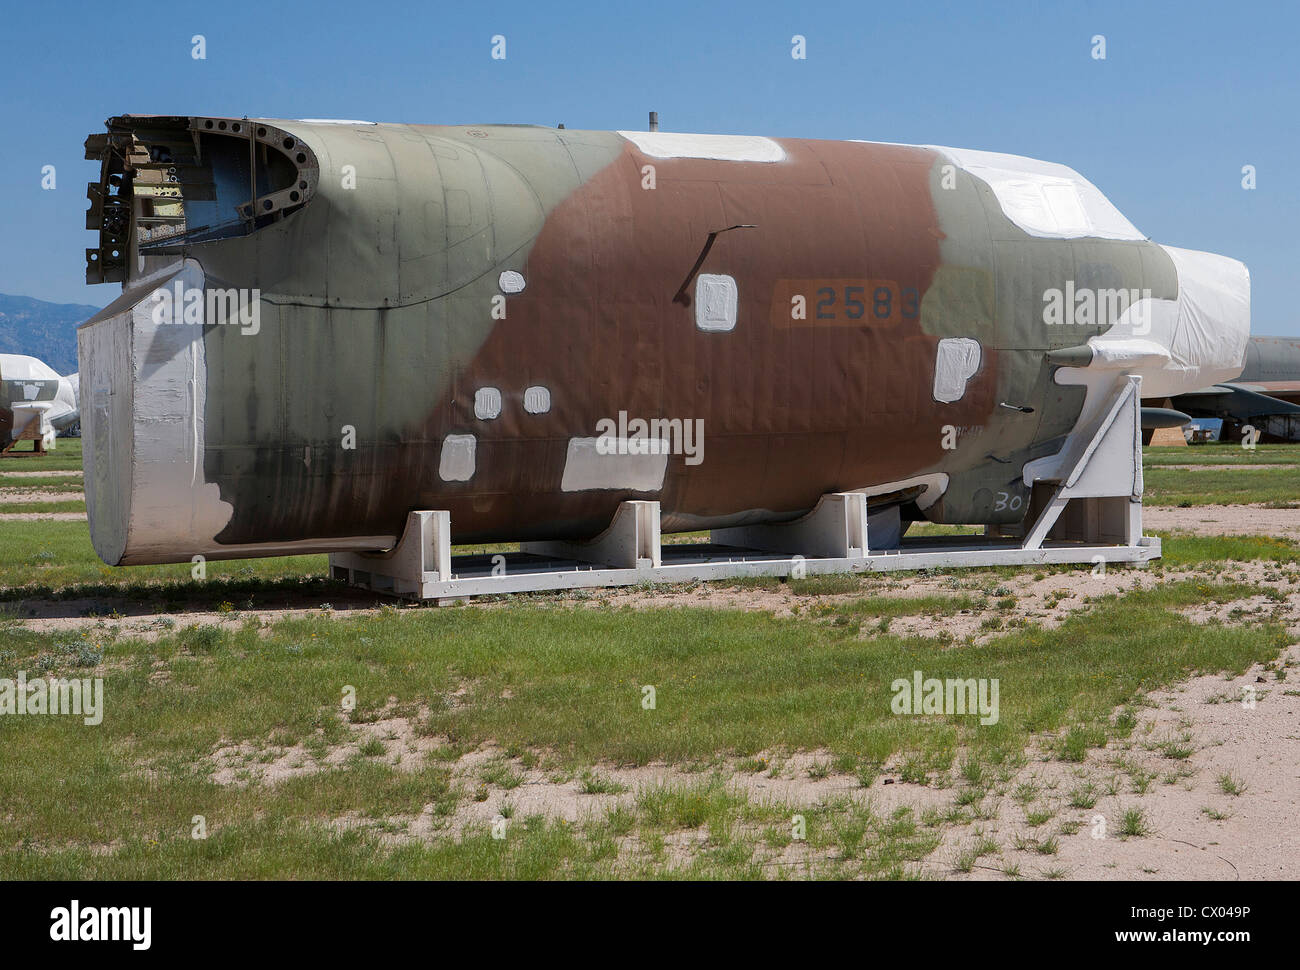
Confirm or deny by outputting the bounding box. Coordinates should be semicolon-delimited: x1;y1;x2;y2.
83;115;320;283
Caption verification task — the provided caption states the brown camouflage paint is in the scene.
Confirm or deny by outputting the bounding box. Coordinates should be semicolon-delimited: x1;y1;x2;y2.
397;137;987;543
82;118;1178;561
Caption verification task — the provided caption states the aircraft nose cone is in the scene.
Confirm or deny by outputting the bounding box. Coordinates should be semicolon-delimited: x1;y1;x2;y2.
1158;244;1251;390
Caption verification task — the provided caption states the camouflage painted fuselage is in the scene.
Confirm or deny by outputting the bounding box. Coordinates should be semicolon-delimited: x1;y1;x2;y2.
79;118;1248;565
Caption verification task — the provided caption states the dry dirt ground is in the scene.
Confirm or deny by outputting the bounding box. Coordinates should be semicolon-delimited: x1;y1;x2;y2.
0;513;85;521
8;504;1300;639
1144;504;1300;541
184;635;1298;880
0;474;84;519
10;504;1300;878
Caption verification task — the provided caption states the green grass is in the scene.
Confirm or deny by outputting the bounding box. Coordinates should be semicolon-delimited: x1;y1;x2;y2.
1068;783;1098;809
1156;532;1300;567
811;594;978;620
1;436;1295;878
0;576;1286;878
0;474;84;490
907;522;985;537
1142;442;1300;505
1143;443;1298;466
1118;807;1153;838
1143;465;1299;506
1216;773;1247;797
788;574;863;596
0;437;83;472
0;778;951;880
0;520;327;597
0;500;86;514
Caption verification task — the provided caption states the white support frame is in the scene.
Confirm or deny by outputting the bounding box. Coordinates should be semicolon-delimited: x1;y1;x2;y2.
328;374;1156;602
712;492;870;559
522;500;662;569
1021;376;1143;551
330;510;451;599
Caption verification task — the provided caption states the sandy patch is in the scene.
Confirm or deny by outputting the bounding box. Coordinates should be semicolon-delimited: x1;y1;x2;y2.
6;596;383;639
203;635;1300;881
1144;504;1300;539
0;470;83;479
206;704;444;787
0;512;84;521
7;547;1298;646
0;489;84;503
937;641;1300;881
396;640;1300;879
102;580;1300;879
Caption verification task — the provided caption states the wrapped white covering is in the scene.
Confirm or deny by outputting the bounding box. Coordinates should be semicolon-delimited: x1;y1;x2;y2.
928;146;1145;241
1087;246;1250;398
1084;338;1171;369
0;354;61;383
1160;245;1251;390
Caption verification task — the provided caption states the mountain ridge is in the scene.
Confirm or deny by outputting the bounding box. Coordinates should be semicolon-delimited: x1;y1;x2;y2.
0;293;102;376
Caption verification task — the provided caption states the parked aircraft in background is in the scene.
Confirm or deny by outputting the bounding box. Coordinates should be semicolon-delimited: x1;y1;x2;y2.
0;354;80;443
1164;336;1300;443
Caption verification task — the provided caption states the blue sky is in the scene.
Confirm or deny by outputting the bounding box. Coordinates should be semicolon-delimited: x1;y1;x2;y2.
2;0;1295;333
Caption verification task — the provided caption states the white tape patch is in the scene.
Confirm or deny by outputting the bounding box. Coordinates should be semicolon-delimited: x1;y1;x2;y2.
474;387;502;420
926;145;1144;241
695;274;738;332
616;131;786;162
524;386;551;414
439;434;477;482
560;437;668;492
932;338;982;403
498;270;526;294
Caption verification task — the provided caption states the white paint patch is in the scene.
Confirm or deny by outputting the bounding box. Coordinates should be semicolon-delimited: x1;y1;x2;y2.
473;387;502;420
439;434;477;482
926;145;1144;241
560;437;668;492
498;270;526;294
695;274;738;332
523;386;551;414
932;337;982;403
616;131;786;162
